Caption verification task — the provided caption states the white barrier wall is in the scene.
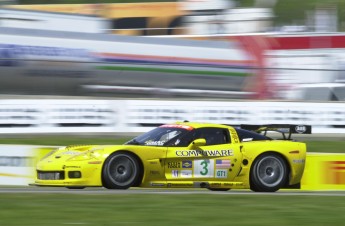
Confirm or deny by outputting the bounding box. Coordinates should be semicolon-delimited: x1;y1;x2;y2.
0;145;37;185
0;99;345;134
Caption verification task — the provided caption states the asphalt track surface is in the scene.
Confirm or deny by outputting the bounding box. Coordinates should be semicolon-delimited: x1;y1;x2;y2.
1;187;345;196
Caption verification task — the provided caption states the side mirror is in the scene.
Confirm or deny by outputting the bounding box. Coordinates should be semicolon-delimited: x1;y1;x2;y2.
189;138;206;148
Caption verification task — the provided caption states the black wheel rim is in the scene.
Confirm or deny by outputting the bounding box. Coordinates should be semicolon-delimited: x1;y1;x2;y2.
256;156;284;187
107;155;137;186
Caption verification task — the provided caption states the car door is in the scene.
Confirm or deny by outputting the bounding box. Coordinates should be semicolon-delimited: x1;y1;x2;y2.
165;127;243;182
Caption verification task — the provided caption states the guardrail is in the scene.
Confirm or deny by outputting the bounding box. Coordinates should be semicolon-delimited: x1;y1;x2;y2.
0;99;345;134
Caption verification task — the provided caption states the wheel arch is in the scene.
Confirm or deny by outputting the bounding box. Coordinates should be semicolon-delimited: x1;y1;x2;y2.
101;150;144;187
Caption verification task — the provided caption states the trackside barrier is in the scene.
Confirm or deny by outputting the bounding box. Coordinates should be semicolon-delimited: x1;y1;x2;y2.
0;145;54;185
0;99;345;134
301;153;345;190
0;145;344;189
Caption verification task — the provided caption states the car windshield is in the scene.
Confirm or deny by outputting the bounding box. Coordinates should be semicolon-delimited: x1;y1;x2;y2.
125;125;191;146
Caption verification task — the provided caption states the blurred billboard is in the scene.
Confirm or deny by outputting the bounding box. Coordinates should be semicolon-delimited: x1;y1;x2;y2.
5;1;273;36
0;8;108;33
1;2;345;101
0;27;254;98
266;34;345;101
181;34;345;101
5;3;187;36
103;2;186;36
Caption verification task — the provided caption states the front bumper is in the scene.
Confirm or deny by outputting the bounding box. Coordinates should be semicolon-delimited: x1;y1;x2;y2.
34;161;103;187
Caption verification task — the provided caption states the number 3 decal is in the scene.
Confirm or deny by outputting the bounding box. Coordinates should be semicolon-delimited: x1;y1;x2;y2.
194;160;214;177
200;160;208;176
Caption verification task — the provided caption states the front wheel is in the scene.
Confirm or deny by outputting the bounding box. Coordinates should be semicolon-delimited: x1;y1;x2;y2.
250;153;288;192
102;152;140;189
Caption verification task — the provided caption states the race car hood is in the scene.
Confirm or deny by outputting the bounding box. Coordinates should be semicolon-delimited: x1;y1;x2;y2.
45;145;105;162
41;144;142;163
59;144;97;153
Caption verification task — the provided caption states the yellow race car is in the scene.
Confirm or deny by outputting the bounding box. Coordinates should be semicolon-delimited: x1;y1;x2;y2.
34;122;310;192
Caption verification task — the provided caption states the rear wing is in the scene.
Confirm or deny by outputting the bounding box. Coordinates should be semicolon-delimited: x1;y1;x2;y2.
240;124;312;140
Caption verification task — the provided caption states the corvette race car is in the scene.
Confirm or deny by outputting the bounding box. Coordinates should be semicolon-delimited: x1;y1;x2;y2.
33;122;311;192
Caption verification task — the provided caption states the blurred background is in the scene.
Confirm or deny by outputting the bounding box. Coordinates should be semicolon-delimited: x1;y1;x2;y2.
0;0;345;136
1;2;345;222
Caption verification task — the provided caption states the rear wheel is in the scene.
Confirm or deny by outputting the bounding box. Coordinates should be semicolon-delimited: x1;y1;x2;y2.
250;153;288;192
102;152;140;189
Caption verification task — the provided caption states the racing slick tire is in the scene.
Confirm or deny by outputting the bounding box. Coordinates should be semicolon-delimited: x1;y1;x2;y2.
102;152;140;189
250;153;288;192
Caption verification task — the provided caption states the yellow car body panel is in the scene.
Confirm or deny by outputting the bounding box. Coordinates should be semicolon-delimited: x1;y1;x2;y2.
34;122;308;191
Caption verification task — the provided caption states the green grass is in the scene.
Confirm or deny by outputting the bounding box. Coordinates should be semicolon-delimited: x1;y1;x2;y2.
0;192;344;226
305;141;345;153
0;136;344;153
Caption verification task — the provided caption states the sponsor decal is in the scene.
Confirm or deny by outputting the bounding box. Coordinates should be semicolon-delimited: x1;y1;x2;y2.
176;150;233;157
168;162;180;168
229;127;239;143
182;160;192;168
145;141;165;146
172;170;179;178
194;159;214;178
295;125;307;134
168;183;193;187
160;124;193;130
215;169;228;178
181;170;192;178
150;182;165;187
216;159;231;169
150;170;160;175
323;161;345;185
